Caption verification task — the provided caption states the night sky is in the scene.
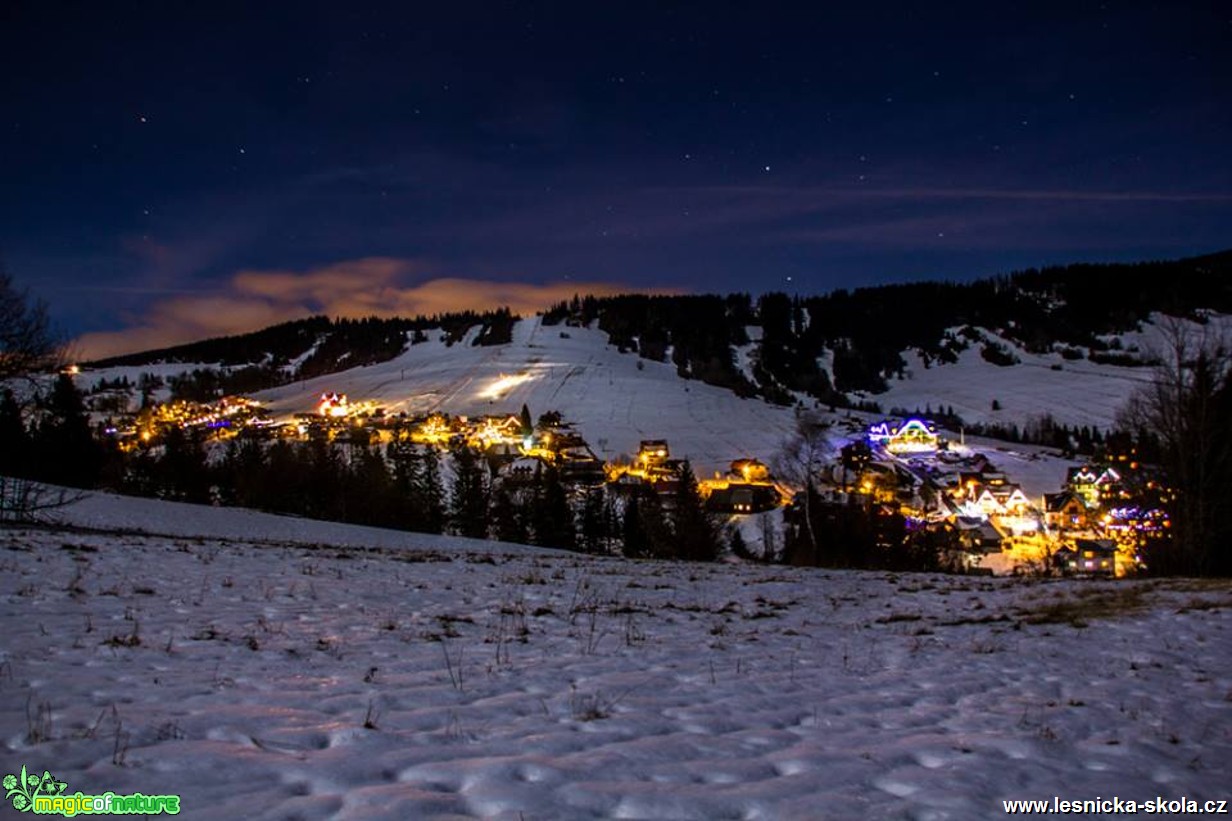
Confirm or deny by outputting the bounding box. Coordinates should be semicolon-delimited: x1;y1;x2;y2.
3;2;1229;358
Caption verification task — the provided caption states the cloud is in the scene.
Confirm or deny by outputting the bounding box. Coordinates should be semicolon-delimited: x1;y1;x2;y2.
75;257;671;360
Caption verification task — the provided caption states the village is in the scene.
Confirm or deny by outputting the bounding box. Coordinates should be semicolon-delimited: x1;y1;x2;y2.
94;388;1169;577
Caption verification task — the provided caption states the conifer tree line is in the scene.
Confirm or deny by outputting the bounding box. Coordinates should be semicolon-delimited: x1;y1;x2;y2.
543;250;1232;400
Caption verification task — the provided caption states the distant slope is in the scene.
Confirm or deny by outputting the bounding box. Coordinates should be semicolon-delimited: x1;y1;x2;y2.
77;250;1232;442
253;317;803;479
83;309;518;385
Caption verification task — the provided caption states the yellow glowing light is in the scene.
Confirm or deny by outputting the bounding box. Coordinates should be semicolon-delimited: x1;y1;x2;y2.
478;372;534;400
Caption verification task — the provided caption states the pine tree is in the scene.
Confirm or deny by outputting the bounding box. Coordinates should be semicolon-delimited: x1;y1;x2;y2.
387;438;423;530
529;463;576;550
489;486;527;544
519;403;534;440
671;461;721;562
156;425;211;503
415;446;446;534
220;435;268;508
348;444;394;526
449;445;488;538
304;437;346;522
621;491;650;558
34;374;103;488
262;440;308;514
579;486;611;553
0;389;30;477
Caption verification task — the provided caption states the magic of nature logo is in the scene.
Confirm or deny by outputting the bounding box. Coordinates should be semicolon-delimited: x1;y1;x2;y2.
4;765;180;815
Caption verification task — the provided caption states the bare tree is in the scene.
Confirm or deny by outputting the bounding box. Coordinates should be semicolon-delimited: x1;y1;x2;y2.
773;411;831;556
0;267;64;381
1;267;79;522
1119;315;1232;576
0;476;83;524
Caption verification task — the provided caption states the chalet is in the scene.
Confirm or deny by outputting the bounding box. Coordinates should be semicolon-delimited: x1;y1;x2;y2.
637;439;671;467
558;446;606;485
840;441;872;472
471;414;523;447
317;392;349;417
1066;464;1122;507
993;483;1031;514
1044;491;1088;529
730;458;771;483
968;482;1031;517
705;483;781;515
957;518;1005;553
1054;538;1117;576
497;456;543;487
867;418;939;454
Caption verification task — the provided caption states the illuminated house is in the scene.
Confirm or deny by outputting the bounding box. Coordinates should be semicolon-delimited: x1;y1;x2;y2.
318;392;349;418
1102;505;1169;536
1066;465;1122;507
730;458;771;483
1044;491;1089;529
557;446;606;485
965;481;1031;517
867;418;939;454
412;414;458;445
1054;539;1116;576
470;415;523;449
705;483;781;514
637;440;671;467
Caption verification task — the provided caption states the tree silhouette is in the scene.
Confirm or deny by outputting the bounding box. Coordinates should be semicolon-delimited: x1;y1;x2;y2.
449;445;489;538
671;461;721;562
1120;318;1232;575
0;268;62;381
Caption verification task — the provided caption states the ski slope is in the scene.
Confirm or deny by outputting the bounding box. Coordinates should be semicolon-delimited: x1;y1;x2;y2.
253;317;803;480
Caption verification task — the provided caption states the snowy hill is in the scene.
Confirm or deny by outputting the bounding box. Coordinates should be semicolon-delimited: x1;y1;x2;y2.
86;317;806;482
86;308;1211;502
2;494;1229;819
863;313;1232;431
257;318;804;478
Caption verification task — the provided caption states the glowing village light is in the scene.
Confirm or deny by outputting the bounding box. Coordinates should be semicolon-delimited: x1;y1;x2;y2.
318;392;349;417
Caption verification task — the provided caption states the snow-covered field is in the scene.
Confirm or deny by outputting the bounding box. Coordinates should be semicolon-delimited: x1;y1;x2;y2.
3;495;1229;819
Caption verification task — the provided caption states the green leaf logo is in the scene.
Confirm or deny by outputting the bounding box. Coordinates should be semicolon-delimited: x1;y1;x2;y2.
3;764;68;813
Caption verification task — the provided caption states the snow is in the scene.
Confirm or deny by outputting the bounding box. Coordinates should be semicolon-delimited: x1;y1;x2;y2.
253;317;803;480
40;488;561;558
868;342;1156;432
77;313;1226;490
2;494;1229;819
71;314;1090;530
870;313;1232;431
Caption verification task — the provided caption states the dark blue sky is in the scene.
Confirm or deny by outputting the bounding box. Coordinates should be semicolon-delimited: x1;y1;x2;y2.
3;1;1229;356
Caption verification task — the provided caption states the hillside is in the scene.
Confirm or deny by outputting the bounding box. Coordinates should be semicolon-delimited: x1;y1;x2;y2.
2;494;1229;818
77;251;1232;441
80;312;1090;501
